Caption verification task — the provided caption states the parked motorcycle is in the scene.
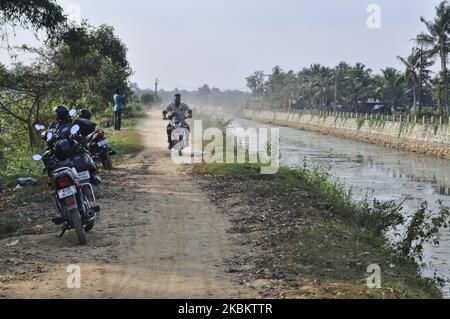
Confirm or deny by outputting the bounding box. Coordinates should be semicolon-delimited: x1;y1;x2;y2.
44;121;102;187
33;124;100;244
85;129;116;170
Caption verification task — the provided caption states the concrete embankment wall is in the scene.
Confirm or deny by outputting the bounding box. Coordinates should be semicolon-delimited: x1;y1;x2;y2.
243;109;450;159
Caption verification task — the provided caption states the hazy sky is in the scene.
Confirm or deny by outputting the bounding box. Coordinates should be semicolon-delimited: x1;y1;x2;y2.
0;0;444;90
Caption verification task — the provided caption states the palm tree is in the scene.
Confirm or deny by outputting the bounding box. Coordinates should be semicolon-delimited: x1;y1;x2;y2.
304;64;335;110
397;47;434;112
416;0;450;114
346;63;373;113
246;71;266;97
376;68;409;111
303;64;323;109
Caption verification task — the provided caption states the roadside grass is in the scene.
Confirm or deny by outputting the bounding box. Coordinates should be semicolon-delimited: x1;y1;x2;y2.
0;147;45;189
194;161;442;298
106;119;144;161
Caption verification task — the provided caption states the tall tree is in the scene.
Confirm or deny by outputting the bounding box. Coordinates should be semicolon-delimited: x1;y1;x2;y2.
0;62;56;146
376;68;409;110
0;0;66;41
246;71;266;97
416;0;450;114
397;47;434;112
346;63;373;113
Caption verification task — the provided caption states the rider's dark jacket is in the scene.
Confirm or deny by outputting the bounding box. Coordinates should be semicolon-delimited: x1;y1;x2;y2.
73;117;97;137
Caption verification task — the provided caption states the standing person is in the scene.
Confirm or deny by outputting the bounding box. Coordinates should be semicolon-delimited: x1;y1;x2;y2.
114;89;125;130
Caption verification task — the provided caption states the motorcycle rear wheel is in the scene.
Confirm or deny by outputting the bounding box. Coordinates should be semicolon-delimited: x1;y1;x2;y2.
101;152;113;170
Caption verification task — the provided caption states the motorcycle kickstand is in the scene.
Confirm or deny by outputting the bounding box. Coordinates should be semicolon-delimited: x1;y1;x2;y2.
58;224;68;238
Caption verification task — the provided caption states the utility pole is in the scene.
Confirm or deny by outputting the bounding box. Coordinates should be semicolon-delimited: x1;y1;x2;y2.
334;67;338;110
155;78;159;102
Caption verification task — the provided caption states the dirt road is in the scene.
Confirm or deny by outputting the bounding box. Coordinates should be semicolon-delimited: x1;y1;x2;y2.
0;111;257;299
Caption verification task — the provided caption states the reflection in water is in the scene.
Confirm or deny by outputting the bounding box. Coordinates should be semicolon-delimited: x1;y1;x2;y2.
230;118;450;297
434;186;450;196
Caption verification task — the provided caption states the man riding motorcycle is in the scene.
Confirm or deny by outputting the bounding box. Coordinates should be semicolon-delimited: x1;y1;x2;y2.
162;94;193;149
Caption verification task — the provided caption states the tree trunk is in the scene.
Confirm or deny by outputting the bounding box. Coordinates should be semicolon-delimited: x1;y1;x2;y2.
441;54;449;116
28;123;35;147
418;47;423;113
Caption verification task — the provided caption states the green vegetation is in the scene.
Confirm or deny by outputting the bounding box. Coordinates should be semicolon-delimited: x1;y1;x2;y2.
356;118;366;130
0;1;137;190
107;120;144;160
0;0;66;41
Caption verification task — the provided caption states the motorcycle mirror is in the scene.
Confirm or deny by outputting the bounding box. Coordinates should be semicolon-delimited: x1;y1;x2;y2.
69;109;77;117
32;154;42;161
70;124;80;135
46;132;53;142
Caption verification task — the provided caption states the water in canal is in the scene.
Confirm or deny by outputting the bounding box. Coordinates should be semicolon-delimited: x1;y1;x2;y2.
230;117;450;297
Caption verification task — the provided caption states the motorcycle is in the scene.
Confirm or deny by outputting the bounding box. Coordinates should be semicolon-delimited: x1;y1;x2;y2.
85;129;116;170
167;112;191;157
33;123;100;245
44;121;102;187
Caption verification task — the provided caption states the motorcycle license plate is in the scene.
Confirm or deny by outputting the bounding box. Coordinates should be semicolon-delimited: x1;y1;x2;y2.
78;171;90;180
57;186;77;199
97;139;108;147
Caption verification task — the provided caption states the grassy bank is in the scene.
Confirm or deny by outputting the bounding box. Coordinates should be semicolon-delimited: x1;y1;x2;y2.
192;161;442;298
106;119;144;162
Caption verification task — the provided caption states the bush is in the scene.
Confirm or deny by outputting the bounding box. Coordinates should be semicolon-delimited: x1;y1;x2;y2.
92;103;144;129
123;103;143;118
0;145;44;187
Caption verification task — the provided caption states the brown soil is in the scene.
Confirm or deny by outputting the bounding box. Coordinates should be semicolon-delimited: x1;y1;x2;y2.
0;111;258;299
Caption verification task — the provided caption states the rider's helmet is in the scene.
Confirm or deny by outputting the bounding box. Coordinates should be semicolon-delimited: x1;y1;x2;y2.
54;105;70;122
80;109;92;120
